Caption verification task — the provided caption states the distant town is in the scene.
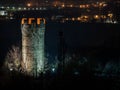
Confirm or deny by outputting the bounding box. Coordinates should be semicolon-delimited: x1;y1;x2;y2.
0;0;119;23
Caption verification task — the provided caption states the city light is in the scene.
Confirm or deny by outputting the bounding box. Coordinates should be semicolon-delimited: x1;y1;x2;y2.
62;4;65;8
94;15;99;19
72;17;75;21
24;7;27;10
12;7;15;9
18;7;22;10
108;13;113;18
70;4;73;7
77;17;81;20
28;8;30;10
0;0;118;22
32;8;35;10
27;3;31;7
36;8;38;10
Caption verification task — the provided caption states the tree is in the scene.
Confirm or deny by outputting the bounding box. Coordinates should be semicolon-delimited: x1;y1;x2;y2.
5;45;22;72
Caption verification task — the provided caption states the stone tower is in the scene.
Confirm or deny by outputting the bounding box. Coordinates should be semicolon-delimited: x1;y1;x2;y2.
21;18;45;77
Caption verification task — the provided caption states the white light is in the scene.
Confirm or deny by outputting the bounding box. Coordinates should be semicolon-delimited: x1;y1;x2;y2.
43;7;46;10
36;8;38;10
0;11;7;16
1;6;4;8
18;7;21;10
62;4;65;7
10;68;13;71
27;3;31;7
24;8;26;10
113;21;117;24
28;8;30;10
32;8;34;10
52;68;55;72
12;7;15;9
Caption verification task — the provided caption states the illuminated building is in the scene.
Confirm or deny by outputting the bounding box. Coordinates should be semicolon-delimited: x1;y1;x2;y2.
21;18;45;77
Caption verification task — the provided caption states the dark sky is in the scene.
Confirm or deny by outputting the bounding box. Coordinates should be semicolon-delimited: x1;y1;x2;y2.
0;0;27;4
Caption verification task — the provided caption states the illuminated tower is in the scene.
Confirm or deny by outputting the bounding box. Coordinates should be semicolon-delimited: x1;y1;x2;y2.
21;18;45;77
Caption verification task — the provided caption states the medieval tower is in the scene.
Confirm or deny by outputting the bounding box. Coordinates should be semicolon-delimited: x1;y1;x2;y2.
21;18;45;77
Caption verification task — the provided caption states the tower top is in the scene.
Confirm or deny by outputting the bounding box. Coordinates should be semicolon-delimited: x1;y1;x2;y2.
21;18;46;25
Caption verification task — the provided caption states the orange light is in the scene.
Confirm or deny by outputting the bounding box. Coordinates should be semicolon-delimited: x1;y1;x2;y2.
72;18;75;21
77;17;81;20
70;5;73;7
108;13;113;18
94;15;99;19
21;18;46;25
28;18;35;24
21;18;27;24
27;3;31;7
62;4;65;7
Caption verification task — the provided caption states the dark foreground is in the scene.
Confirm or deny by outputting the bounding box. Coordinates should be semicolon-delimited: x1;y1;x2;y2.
0;70;120;90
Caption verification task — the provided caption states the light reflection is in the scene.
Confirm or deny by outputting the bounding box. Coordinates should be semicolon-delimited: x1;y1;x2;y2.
18;7;22;10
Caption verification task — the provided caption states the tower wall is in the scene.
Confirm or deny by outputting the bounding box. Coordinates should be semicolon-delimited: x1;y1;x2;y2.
21;19;45;76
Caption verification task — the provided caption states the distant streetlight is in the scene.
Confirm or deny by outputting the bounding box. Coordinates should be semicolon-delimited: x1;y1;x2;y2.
24;7;26;10
18;7;22;10
94;15;99;19
72;17;75;21
36;8;38;10
77;17;81;20
12;7;15;9
62;4;65;8
70;4;73;7
27;3;31;7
